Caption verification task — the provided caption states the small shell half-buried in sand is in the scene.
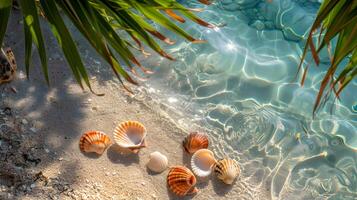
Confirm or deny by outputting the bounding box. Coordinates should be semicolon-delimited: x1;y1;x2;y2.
167;166;198;196
146;151;168;173
113;121;147;153
79;131;111;155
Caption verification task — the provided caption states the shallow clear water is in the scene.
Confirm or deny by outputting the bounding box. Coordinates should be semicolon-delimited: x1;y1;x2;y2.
131;0;357;199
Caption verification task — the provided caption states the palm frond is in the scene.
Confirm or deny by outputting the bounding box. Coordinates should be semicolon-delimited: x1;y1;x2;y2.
0;0;213;93
299;0;357;115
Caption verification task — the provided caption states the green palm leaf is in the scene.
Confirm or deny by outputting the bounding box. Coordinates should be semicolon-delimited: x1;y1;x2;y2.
0;0;213;93
299;0;357;115
0;0;12;51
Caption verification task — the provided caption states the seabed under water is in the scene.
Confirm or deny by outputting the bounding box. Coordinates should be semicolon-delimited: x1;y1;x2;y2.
124;0;356;199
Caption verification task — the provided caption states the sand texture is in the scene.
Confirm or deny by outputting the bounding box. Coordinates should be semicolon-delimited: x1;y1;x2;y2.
0;11;270;200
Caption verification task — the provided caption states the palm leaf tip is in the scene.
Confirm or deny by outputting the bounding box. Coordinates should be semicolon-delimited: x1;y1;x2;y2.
198;0;213;5
299;0;357;115
4;0;214;94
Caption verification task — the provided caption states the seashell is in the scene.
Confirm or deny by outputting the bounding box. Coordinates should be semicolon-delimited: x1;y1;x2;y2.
0;48;16;84
113;121;147;153
79;131;111;155
182;132;209;154
191;149;216;178
147;151;168;173
214;158;240;184
167;166;198;196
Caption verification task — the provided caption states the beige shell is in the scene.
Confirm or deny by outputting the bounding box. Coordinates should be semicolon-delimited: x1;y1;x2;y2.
0;48;16;84
214;158;240;184
79;131;111;155
191;149;216;178
113;121;147;153
182;132;209;154
146;151;168;173
167;166;198;196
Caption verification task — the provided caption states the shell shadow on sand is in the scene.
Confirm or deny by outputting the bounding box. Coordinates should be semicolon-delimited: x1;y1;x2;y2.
167;183;197;200
181;147;192;166
106;144;140;166
80;151;102;159
211;175;235;196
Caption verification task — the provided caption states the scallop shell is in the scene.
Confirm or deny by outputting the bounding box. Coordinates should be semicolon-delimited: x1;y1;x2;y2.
113;121;147;153
79;131;111;155
0;48;16;84
191;149;216;178
214;158;240;184
182;132;209;154
167;166;198;196
147;151;168;173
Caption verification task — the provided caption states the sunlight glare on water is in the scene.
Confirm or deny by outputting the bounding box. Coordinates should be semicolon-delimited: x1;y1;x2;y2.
130;0;357;199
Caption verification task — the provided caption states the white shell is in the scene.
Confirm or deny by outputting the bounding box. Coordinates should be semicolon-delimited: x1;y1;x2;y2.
113;121;147;153
147;151;168;173
191;149;216;178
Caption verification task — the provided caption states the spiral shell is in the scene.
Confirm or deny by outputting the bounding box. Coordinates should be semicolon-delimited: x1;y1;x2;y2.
113;121;147;153
167;166;198;196
214;159;240;184
182;132;209;154
146;151;168;173
79;131;111;155
191;149;216;178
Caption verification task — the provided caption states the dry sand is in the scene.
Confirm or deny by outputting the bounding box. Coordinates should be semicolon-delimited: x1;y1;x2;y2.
0;11;267;200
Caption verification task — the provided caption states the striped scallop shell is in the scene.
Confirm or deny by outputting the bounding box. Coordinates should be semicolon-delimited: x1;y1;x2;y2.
191;149;216;178
113;121;147;153
182;132;209;154
167;166;198;196
79;131;111;155
146;151;168;173
214;158;240;184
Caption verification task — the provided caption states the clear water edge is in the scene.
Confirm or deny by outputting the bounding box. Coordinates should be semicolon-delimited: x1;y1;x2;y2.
130;0;357;199
67;0;357;199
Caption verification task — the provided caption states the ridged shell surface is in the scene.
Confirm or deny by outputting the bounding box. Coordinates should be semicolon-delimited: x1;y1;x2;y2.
147;151;168;173
167;166;198;196
0;48;16;84
79;131;111;155
191;149;216;178
214;158;240;184
113;121;147;153
182;132;209;154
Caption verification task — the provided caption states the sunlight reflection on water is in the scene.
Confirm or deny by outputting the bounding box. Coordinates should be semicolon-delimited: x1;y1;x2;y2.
130;0;357;199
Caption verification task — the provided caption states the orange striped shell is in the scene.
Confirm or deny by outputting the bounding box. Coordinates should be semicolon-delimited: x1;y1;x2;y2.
167;166;198;196
183;132;209;154
113;121;147;153
79;131;111;155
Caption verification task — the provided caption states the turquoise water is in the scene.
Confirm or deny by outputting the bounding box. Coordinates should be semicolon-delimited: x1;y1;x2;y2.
131;0;357;199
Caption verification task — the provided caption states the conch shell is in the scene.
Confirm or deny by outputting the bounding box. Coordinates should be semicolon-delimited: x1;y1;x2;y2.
79;131;111;155
167;166;198;196
113;121;147;153
182;132;209;154
191;149;216;178
146;151;168;173
214;158;240;184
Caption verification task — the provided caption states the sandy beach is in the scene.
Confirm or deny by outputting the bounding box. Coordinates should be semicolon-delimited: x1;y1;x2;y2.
0;10;269;200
